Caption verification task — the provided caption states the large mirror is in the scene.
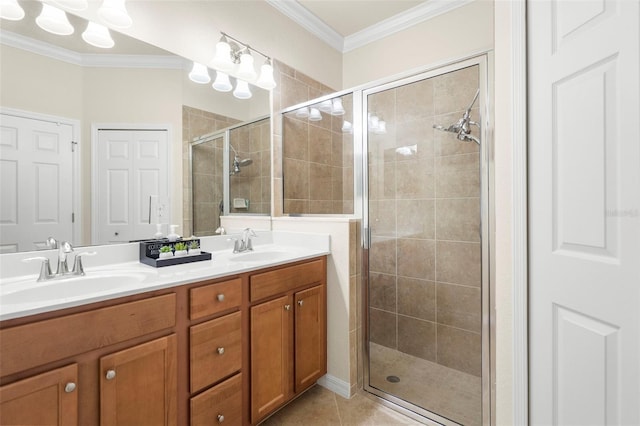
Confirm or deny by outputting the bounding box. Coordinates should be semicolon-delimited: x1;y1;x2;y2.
0;1;270;253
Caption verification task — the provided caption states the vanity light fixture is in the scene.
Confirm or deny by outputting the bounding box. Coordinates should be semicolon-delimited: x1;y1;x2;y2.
341;120;353;134
210;32;277;90
51;0;88;11
212;71;233;92
331;98;345;116
308;108;322;121
98;0;132;29
295;107;310;119
233;79;252;99
36;3;74;35
368;113;387;134
188;62;211;84
318;100;332;113
1;0;25;21
82;21;114;48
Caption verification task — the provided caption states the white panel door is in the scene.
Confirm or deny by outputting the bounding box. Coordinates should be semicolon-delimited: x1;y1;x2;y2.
529;1;640;425
95;129;168;244
0;113;74;253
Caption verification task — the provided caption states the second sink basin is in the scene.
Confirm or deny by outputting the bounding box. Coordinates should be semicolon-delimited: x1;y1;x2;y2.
1;270;151;305
228;250;291;263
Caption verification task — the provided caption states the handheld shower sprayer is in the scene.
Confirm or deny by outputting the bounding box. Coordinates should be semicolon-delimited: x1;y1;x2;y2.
433;88;481;144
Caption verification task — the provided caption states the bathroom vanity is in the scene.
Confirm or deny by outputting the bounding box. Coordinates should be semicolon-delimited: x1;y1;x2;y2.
0;233;328;426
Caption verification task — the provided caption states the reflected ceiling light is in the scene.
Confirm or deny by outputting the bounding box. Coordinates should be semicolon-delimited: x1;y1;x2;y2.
309;108;322;121
210;35;234;72
98;0;132;29
188;62;211;84
1;0;25;21
237;49;257;81
51;0;88;11
82;22;114;48
368;113;387;134
212;71;232;92
319;100;332;113
331;98;345;116
36;4;74;35
233;79;252;99
256;58;276;90
341;120;353;134
295;107;310;119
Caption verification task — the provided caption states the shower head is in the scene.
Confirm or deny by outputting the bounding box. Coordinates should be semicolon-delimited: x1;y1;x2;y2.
239;158;253;167
229;144;253;175
433;88;481;145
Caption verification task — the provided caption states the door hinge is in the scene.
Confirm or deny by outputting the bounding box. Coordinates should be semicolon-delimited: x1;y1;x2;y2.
71;141;78;152
72;213;75;223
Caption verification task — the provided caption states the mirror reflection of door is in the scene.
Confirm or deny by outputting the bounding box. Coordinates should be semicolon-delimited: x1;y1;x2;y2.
0;111;77;253
93;128;169;245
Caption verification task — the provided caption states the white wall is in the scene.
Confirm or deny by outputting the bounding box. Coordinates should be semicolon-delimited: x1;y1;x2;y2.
342;0;494;88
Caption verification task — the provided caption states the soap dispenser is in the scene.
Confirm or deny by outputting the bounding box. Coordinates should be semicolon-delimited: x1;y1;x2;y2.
167;225;180;242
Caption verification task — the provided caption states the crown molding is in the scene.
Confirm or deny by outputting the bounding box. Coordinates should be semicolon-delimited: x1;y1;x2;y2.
0;30;184;69
343;0;475;52
265;0;344;52
267;0;475;53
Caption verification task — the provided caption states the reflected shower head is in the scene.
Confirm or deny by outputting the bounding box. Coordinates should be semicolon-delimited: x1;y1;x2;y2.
229;144;253;175
433;88;481;145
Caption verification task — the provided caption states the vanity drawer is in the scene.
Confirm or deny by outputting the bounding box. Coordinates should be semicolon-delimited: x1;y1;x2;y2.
190;373;242;426
0;294;176;377
190;311;242;393
190;278;242;320
250;258;324;302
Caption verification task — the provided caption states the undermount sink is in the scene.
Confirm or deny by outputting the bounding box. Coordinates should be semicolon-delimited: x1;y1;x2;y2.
0;270;151;305
228;250;291;263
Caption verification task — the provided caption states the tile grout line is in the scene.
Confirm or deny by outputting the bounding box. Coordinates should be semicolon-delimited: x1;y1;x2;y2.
332;391;344;425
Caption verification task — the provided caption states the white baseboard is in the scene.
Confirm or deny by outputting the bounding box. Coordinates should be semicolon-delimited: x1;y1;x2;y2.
317;374;352;399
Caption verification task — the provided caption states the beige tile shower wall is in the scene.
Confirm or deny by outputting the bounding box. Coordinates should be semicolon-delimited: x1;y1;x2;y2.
368;65;481;377
182;106;240;236
229;118;271;215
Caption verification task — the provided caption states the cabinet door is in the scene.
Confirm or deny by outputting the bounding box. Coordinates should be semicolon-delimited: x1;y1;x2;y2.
100;334;177;426
294;285;326;393
0;364;78;426
250;295;291;423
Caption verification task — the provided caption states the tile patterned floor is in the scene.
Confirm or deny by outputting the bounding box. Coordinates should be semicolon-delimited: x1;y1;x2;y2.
260;385;425;426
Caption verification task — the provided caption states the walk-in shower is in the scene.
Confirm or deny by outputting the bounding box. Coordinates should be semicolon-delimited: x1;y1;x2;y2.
363;56;490;426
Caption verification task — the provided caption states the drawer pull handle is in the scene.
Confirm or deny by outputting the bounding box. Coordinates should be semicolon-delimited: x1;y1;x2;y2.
297;300;304;307
105;369;116;380
217;414;225;423
217;347;225;355
217;294;225;302
64;382;76;393
284;304;291;311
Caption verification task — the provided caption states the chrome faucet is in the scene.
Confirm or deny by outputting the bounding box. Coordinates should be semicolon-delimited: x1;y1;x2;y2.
230;228;257;253
23;238;96;281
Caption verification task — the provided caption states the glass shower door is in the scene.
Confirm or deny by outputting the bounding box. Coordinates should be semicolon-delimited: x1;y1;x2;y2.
364;62;486;426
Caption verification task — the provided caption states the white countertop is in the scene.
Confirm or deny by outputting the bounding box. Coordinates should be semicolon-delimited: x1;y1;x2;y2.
0;231;330;322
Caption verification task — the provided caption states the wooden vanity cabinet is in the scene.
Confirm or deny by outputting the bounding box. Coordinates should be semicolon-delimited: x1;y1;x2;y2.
0;364;78;426
249;258;327;424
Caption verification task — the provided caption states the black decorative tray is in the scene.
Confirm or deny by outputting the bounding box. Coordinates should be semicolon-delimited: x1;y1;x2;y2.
139;239;212;268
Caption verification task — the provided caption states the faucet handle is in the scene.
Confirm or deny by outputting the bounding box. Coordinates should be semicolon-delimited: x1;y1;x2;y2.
23;257;53;282
72;251;96;276
46;237;58;249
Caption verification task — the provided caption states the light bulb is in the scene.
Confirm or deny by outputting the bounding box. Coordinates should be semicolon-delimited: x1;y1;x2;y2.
188;62;211;84
256;59;276;90
98;0;132;29
237;50;257;81
82;21;114;48
36;4;74;36
1;0;25;21
233;80;252;99
210;38;234;72
212;71;232;92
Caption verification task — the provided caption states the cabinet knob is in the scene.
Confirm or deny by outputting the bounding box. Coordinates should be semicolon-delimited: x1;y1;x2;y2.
217;414;225;423
284;304;291;311
105;369;116;380
64;382;76;393
217;347;225;355
217;294;225;302
297;300;304;307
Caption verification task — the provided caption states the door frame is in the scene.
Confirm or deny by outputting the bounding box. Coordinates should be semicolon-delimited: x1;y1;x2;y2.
0;106;82;247
90;123;173;245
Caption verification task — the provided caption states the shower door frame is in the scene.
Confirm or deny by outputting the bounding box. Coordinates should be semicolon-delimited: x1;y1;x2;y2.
360;53;494;426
